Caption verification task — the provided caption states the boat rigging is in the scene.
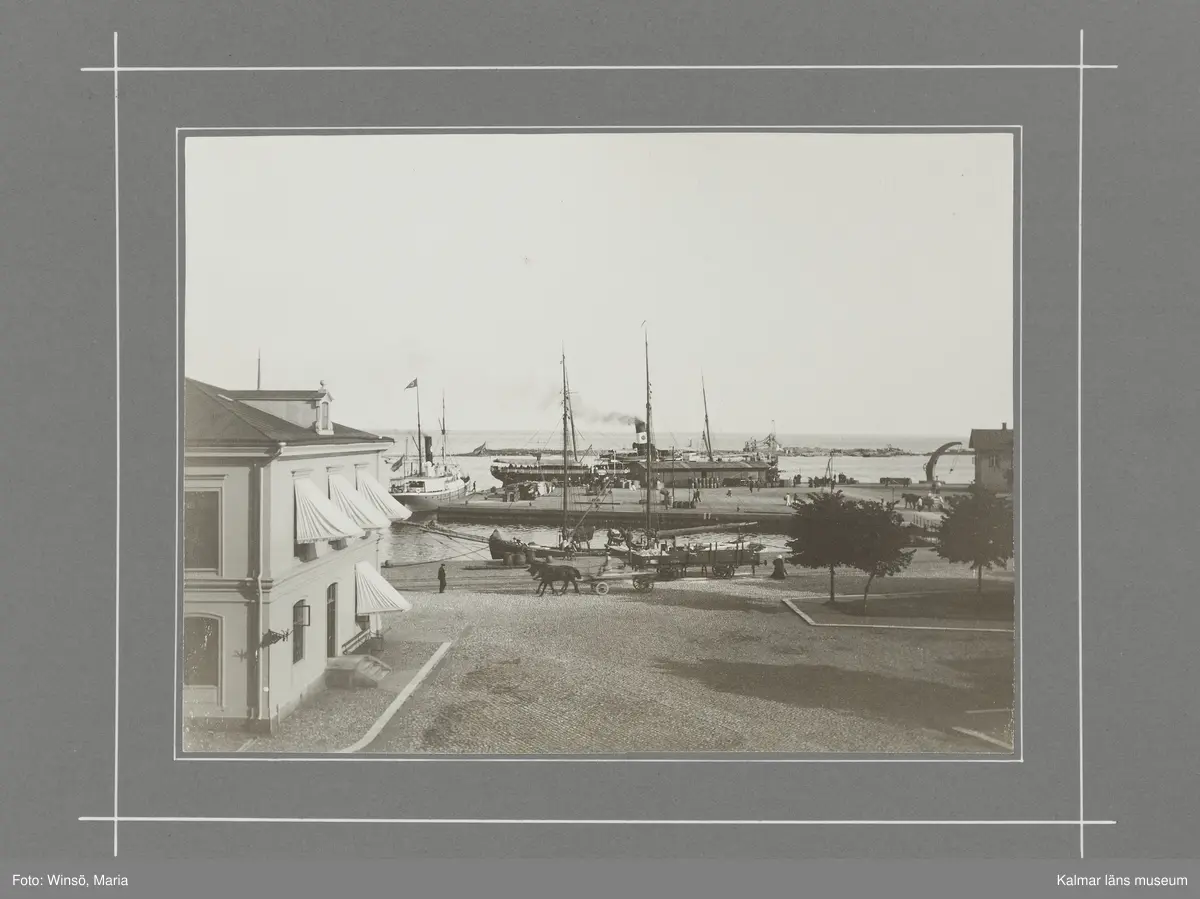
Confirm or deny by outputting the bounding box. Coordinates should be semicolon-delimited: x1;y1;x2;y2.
701;374;714;462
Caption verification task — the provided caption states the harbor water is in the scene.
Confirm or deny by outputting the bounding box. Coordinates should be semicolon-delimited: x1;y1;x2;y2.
379;430;972;566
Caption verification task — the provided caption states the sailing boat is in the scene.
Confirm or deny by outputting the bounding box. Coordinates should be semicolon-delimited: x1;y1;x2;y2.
487;352;600;561
488;359;596;488
386;381;471;515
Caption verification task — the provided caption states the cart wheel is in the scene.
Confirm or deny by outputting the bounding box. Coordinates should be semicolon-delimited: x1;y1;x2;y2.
594;582;610;595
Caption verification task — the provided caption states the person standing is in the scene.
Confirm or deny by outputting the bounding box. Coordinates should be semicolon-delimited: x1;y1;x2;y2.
437;564;447;594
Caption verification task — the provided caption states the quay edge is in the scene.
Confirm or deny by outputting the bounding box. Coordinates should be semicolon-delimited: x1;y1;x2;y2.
433;503;795;533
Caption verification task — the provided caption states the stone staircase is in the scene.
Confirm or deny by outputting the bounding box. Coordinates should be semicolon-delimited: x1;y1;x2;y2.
325;654;394;689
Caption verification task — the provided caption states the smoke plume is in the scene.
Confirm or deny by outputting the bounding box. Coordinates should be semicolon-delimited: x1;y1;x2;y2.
572;395;638;426
538;389;638;426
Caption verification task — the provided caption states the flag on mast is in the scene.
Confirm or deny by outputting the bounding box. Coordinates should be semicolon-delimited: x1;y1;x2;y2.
405;378;418;390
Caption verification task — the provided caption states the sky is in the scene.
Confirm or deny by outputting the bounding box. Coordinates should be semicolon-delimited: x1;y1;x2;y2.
184;132;1014;437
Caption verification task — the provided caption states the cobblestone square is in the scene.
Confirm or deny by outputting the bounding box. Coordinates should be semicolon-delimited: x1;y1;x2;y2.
364;571;1015;754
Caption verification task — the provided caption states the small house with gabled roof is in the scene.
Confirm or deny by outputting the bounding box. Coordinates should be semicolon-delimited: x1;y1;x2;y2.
968;422;1014;493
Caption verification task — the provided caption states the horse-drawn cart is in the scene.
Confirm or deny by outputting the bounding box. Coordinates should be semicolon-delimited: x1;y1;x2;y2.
582;571;656;595
629;540;764;581
527;559;655;595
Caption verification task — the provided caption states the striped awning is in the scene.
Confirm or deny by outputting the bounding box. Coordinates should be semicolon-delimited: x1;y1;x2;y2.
356;469;413;521
355;561;412;614
329;473;390;530
294;477;364;544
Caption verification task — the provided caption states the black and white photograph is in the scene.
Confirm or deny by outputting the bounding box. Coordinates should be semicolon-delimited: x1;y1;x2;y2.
9;0;1200;887
181;131;1017;755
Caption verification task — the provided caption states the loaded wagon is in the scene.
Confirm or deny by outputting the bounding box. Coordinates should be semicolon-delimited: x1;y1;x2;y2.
629;540;764;580
580;570;657;594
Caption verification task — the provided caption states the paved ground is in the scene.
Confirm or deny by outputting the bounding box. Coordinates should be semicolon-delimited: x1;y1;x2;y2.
365;564;1014;754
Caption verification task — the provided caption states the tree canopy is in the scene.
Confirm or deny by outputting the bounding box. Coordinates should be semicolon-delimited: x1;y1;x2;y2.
787;490;914;609
935;485;1014;593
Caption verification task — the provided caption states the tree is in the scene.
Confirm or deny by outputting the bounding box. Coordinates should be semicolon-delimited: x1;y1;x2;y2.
934;485;1014;594
786;491;855;604
844;501;916;612
787;492;914;610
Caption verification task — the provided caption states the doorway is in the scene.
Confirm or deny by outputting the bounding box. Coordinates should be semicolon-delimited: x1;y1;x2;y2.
326;583;338;657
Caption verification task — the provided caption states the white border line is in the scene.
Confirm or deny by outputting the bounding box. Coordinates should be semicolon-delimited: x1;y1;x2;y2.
84;63;1117;74
1077;29;1086;861
86;27;1101;851
175;124;1024;765
78;816;1115;825
111;31;120;861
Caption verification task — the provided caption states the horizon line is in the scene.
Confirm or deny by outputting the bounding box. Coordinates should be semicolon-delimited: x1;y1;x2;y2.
82;63;1119;74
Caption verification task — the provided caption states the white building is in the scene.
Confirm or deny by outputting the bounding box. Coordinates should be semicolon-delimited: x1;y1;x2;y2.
183;378;412;734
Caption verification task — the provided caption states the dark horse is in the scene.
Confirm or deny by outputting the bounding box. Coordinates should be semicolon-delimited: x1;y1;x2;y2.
528;560;583;595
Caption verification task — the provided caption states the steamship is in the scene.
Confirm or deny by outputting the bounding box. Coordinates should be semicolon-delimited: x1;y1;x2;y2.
489;418;683;488
385;433;470;515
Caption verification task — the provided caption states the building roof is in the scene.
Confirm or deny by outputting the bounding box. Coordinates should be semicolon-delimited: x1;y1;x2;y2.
969;427;1015;451
185;378;392;448
628;459;774;472
223;388;327;401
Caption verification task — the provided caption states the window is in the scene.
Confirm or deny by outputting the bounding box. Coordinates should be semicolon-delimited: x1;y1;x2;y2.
292;602;309;664
326;584;338;658
184;491;220;571
318;401;330;431
183;616;220;688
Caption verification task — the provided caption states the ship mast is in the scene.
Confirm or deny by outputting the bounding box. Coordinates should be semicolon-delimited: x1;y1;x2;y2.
561;351;570;544
415;381;424;477
702;374;714;462
441;391;447;469
564;362;579;463
644;332;653;539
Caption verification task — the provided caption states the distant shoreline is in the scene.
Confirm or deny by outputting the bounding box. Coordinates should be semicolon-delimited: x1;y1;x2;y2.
449;445;974;459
